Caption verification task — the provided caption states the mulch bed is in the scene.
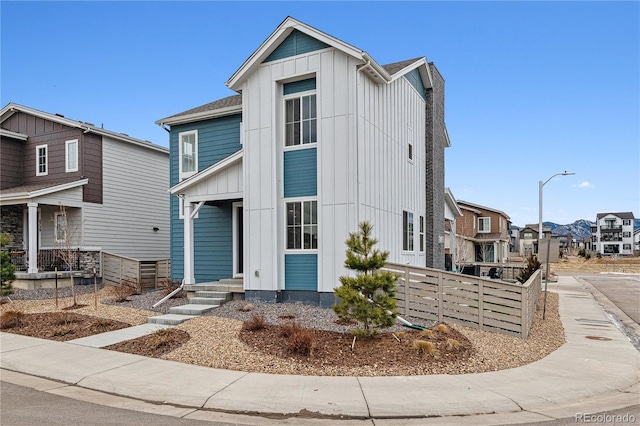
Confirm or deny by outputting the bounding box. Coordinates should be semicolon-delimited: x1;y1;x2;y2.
105;329;190;358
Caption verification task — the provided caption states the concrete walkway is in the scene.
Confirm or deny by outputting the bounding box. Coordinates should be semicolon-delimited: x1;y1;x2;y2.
1;275;639;425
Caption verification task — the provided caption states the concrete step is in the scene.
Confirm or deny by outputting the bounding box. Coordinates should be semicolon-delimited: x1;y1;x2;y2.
169;304;217;316
148;314;198;326
195;291;231;299
184;280;244;293
189;297;226;306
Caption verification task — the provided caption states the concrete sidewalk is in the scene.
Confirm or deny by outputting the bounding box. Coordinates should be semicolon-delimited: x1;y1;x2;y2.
1;275;639;424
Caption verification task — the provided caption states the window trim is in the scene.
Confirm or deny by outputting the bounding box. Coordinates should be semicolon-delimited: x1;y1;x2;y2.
407;126;414;162
403;210;414;251
283;90;317;150
65;139;79;173
179;130;198;180
478;217;491;233
285;198;318;252
36;144;48;176
419;215;424;252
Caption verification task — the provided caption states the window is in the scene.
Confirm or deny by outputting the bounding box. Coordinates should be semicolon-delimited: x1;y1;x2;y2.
36;145;48;176
419;215;424;252
623;232;631;238
624;244;631;250
403;211;414;251
408;126;413;161
54;212;66;243
65;140;78;172
623;219;631;226
179;130;197;179
524;232;533;239
478;217;491;233
285;94;317;147
286;200;317;250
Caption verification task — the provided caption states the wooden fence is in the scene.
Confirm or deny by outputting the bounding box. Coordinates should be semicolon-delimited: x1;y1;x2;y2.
102;252;171;292
383;262;542;339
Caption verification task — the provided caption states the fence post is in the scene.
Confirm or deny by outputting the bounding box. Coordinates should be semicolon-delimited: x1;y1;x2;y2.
521;282;528;339
437;272;443;323
478;278;484;330
403;264;410;317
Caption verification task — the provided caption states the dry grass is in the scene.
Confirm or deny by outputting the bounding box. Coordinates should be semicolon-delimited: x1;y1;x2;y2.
0;310;25;329
413;340;439;357
242;313;267;331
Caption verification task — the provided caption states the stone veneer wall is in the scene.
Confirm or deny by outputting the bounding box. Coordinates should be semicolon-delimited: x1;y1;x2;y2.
1;205;23;250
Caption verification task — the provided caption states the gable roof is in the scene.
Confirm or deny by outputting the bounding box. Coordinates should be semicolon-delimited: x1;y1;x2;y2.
457;200;510;220
596;212;635;220
1;103;168;154
156;95;242;127
0;179;88;203
226;16;432;92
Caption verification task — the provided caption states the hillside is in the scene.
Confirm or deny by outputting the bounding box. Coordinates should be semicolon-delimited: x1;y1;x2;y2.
518;218;640;240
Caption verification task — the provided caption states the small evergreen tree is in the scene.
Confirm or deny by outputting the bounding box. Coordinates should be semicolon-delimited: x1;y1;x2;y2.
333;221;398;337
517;253;541;284
1;233;16;298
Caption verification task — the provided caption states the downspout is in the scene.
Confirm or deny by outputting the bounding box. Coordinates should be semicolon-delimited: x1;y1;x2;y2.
154;193;186;308
355;60;370;226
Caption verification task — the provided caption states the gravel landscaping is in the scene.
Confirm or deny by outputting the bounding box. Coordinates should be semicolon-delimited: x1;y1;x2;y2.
1;284;566;377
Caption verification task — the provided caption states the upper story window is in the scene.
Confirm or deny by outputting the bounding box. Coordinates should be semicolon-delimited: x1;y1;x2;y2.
285;94;317;147
478;217;491;233
403;211;414;251
523;232;533;239
66;140;78;172
286;200;317;250
623;219;631;226
283;78;317;148
36;144;48;176
407;126;414;161
179;130;197;180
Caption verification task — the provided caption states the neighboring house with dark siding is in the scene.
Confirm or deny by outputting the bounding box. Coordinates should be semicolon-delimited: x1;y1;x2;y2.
0;103;170;283
156;17;450;305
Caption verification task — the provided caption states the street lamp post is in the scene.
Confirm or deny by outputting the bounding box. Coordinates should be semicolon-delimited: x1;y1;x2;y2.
539;171;575;319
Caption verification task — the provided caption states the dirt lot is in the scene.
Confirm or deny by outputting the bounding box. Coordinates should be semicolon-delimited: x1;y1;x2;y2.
549;254;640;274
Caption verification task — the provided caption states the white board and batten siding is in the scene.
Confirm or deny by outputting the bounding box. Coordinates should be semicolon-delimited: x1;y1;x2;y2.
82;136;170;260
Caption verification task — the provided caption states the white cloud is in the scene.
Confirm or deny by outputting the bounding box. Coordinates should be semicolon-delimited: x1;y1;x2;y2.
574;181;595;189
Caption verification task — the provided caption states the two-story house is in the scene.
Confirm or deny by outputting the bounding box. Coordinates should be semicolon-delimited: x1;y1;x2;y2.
0;103;170;284
518;223;553;257
592;212;635;256
455;200;510;266
156;17;450;305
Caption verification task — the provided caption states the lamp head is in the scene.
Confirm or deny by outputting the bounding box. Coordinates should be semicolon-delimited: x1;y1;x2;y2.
562;171;576;176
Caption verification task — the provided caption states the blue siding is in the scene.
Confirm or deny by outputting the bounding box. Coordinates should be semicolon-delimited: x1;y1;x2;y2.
283;148;317;198
264;30;330;62
405;69;426;100
169;114;242;281
283;78;316;95
170;202;233;282
285;254;318;290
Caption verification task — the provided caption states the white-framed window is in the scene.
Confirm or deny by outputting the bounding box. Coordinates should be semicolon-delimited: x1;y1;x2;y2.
285;94;317;147
523;232;533;239
179;130;197;180
623;219;631;226
407;126;414;161
65;139;78;172
286;200;318;250
403;211;414;251
623;232;631;238
419;215;424;252
54;211;66;243
624;244;631;250
36;144;48;176
478;217;491;233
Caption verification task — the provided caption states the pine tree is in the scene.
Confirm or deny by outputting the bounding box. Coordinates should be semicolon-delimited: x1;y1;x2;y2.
0;233;16;298
333;221;398;337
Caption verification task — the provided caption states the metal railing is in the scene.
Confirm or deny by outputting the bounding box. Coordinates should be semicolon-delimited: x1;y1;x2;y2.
7;249;80;272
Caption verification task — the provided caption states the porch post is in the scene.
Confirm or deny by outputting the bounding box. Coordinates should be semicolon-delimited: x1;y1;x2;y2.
27;202;38;273
450;218;457;271
183;200;195;285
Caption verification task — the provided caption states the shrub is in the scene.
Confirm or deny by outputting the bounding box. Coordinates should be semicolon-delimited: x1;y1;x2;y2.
333;222;398;337
436;324;449;334
0;310;24;329
0;232;16;298
242;313;267;331
160;279;185;299
110;277;138;302
421;329;433;338
286;327;315;356
446;338;460;351
238;302;254;312
279;320;300;338
413;340;439;357
517;254;541;284
578;248;586;258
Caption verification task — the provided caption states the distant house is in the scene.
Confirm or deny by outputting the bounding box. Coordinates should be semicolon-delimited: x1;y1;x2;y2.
509;224;521;254
156;17;450;304
455;200;510;264
444;188;462;271
0;103;170;284
518;223;554;258
592;212;635;256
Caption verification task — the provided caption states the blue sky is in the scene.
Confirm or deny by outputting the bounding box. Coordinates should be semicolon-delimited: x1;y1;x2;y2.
2;1;638;227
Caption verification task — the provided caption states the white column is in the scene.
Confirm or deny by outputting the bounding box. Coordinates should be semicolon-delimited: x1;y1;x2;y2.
183;200;195;285
27;202;38;274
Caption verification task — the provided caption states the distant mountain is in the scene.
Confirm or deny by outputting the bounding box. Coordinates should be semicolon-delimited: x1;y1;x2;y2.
529;218;640;241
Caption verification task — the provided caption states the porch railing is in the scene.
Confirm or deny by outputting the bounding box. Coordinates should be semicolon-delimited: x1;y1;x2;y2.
7;249;80;272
